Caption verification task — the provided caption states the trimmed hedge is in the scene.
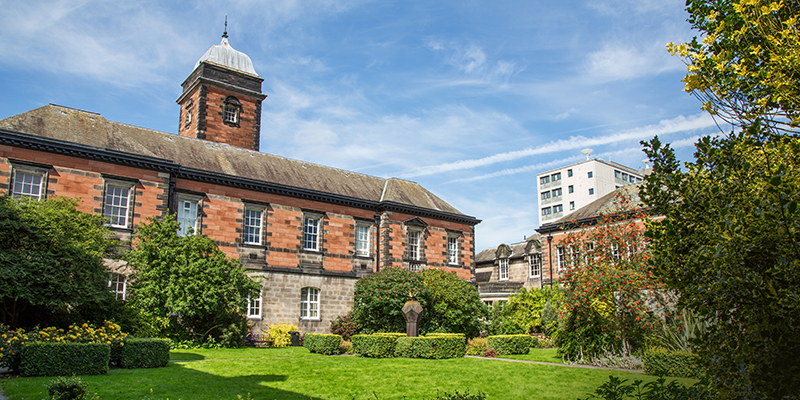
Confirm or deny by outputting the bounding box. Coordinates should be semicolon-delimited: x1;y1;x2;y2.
305;333;343;355
118;338;171;369
486;334;534;355
351;333;405;358
642;348;704;379
395;335;466;359
20;342;110;377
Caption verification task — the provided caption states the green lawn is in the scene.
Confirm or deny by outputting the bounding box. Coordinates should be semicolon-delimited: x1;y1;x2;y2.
496;348;566;364
0;347;679;400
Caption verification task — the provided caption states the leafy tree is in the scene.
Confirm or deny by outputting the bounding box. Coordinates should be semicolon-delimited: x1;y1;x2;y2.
419;268;488;338
352;267;430;334
126;215;260;345
647;0;800;397
0;197;114;328
555;195;672;358
668;0;800;133
351;267;488;337
487;287;562;335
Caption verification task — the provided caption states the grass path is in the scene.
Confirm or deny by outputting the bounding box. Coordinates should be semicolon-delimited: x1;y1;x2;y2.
0;347;685;400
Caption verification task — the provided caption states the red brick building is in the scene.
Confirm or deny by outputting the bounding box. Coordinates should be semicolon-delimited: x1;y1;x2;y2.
0;34;479;333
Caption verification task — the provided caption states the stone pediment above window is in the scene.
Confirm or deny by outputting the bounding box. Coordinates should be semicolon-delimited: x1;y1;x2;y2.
495;244;512;260
404;216;428;228
525;239;542;255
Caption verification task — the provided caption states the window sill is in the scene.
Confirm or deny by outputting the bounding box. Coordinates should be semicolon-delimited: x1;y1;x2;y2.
242;243;265;248
247;316;262;320
354;254;371;259
300;318;320;321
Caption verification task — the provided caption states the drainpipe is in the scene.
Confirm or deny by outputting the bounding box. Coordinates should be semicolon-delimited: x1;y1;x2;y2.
374;211;381;272
547;234;553;288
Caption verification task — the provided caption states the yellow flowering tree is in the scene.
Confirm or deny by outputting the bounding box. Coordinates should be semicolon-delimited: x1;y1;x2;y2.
668;0;800;134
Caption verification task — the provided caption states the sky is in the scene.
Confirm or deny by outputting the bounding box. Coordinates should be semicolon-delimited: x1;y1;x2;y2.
0;0;723;251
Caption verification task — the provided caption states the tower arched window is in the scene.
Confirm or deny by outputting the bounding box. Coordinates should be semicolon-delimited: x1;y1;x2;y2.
223;96;242;126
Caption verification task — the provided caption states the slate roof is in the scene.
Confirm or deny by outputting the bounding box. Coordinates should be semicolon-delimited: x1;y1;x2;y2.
475;233;542;264
0;104;473;220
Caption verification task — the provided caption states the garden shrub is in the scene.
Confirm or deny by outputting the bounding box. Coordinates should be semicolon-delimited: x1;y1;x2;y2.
351;333;405;358
395;335;465;359
0;321;126;372
304;333;343;355
579;375;716;400
46;376;99;400
330;312;360;341
340;340;353;354
118;338;170;369
465;337;487;356
20;342;110;377
487;334;534;355
266;323;298;347
642;348;704;379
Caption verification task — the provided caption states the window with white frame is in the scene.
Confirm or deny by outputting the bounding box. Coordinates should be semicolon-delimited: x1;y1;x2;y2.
553;204;563;213
539;176;550;185
243;208;264;245
11;166;47;200
104;183;132;228
611;243;621;260
567;169;573;177
553;188;562;196
247;290;262;319
355;224;370;256
177;196;201;236
551;172;561;181
448;236;459;265
223;96;241;125
587;171;593;178
570;201;575;210
529;254;542;278
408;230;422;260
589;188;595;195
300;287;320;319
499;258;509;281
568;185;574;193
303;216;321;251
541;191;551;200
557;246;567;271
108;273;127;301
542;207;552;216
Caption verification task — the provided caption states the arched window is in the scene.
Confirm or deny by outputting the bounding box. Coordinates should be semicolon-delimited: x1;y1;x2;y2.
223;96;242;126
300;287;320;320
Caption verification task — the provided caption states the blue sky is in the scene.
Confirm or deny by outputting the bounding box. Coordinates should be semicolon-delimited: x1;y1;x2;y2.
0;0;720;251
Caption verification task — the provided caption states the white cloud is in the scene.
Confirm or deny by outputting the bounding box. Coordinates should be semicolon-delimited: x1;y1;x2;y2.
586;42;682;82
402;113;717;178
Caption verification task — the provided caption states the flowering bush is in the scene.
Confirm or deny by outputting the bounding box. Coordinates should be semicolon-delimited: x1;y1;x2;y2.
265;323;298;347
330;312;360;341
555;195;673;358
0;321;127;372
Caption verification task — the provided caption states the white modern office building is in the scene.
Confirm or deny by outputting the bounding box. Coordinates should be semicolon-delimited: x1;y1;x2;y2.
537;157;645;223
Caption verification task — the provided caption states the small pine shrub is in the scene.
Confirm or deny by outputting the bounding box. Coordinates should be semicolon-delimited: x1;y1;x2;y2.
47;376;99;400
265;323;298;347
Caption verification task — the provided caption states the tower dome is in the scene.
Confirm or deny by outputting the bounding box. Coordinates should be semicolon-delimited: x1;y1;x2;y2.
194;37;259;77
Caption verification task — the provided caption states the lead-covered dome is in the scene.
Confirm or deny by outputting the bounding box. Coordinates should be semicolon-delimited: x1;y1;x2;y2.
194;37;259;76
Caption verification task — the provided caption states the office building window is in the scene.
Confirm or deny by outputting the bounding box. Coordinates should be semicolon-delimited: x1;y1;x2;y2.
589;188;595;195
540;176;550;185
542;207;552;216
541;191;551;200
568;185;574;193
570;201;575;210
567;169;573;177
588;171;593;178
553;188;562;196
615;170;621;179
551;172;561;181
553;204;563;213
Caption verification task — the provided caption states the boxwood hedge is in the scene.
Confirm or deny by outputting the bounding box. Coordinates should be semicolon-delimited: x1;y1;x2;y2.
395;334;466;359
20;342;110;377
118;338;170;369
486;334;534;355
351;333;405;358
304;333;344;355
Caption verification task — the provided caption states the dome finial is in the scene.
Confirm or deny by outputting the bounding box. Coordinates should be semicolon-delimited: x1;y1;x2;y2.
222;15;228;39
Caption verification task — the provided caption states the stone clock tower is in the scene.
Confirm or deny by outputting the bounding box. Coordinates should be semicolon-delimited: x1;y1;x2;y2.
176;30;266;151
